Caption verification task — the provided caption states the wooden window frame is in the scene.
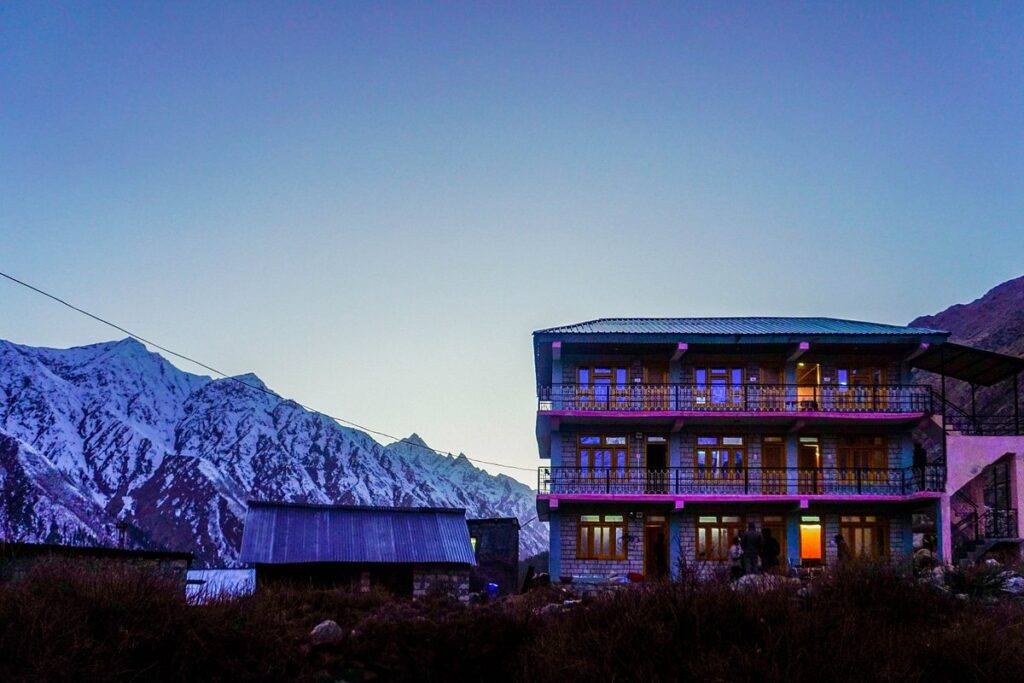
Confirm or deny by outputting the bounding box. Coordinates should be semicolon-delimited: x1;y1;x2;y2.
577;514;628;560
576;365;630;409
695;514;746;562
577;434;630;479
836;435;888;484
695;435;746;483
693;366;746;407
839;515;889;559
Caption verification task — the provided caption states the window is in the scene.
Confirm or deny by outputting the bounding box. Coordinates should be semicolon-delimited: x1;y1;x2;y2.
835;367;887;410
578;434;629;478
696;515;745;561
837;436;887;484
836;367;884;387
799;516;823;565
839;515;888;558
577;514;627;560
576;366;630;409
694;367;744;406
695;435;745;483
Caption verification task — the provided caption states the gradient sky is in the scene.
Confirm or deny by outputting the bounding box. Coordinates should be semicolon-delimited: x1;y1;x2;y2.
1;2;1022;484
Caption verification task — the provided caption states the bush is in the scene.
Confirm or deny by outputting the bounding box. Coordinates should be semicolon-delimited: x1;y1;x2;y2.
2;559;1024;682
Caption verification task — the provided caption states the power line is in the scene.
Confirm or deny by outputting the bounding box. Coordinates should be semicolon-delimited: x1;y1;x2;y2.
0;270;536;474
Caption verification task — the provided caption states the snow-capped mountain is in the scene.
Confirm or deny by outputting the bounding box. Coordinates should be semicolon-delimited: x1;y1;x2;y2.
0;338;545;565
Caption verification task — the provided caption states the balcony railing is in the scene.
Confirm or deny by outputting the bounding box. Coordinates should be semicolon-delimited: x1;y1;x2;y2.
537;465;945;497
537;383;933;414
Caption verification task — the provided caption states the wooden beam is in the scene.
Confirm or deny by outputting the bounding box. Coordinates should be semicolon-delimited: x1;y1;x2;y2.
671;418;685;432
671;342;688;361
788;341;810;362
788;419;806;433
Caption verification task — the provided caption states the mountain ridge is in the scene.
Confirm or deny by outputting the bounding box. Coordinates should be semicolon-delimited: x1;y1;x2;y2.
0;338;545;565
909;274;1024;417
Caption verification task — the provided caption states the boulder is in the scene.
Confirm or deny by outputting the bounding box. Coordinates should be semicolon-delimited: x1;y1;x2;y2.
309;620;344;646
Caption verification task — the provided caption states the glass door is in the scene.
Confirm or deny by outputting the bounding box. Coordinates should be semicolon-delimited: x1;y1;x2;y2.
796;363;820;411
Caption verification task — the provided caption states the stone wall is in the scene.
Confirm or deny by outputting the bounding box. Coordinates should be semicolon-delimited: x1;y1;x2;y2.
558;511;644;578
412;565;471;601
0;554;190;586
467;518;520;595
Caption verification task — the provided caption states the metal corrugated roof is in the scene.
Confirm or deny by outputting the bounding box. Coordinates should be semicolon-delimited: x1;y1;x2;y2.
911;342;1024;386
240;503;476;566
534;317;947;336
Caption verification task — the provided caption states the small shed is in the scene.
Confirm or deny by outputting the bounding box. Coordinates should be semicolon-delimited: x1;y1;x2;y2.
467;517;521;595
0;541;193;587
240;502;476;599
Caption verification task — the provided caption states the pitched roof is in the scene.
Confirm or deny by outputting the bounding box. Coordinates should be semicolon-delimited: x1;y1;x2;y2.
239;502;477;566
534;317;946;336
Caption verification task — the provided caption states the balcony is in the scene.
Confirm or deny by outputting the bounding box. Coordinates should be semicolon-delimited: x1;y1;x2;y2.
537;383;932;415
537;465;945;497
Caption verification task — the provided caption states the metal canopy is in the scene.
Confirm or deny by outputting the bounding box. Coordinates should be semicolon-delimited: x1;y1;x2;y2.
911;342;1024;386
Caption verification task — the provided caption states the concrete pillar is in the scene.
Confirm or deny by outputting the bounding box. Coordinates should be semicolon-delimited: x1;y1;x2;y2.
937;495;951;562
786;511;801;569
548;511;561;580
785;434;799;495
669;513;682;579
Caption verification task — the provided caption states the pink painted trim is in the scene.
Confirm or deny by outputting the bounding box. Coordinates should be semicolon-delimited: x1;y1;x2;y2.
537;492;942;504
542;410;925;420
539;493;677;504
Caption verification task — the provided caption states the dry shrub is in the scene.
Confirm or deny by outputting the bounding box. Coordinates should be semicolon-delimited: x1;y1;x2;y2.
2;559;1024;683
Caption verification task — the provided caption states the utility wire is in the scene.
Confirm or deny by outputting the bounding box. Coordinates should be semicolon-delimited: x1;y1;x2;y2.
0;270;536;473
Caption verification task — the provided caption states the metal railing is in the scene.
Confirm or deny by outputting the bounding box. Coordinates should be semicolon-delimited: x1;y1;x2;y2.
538;383;933;414
984;508;1019;538
537;465;945;496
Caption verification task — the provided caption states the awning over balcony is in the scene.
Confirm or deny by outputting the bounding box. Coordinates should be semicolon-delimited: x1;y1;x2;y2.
911;342;1024;386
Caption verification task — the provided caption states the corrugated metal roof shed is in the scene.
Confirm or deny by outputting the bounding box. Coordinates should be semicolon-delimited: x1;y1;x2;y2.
534;317;947;336
240;503;477;566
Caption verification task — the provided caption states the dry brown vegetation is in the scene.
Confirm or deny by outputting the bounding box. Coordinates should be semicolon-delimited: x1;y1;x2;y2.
2;559;1024;682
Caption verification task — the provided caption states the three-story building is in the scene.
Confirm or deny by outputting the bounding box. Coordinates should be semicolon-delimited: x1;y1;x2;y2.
534;317;1024;578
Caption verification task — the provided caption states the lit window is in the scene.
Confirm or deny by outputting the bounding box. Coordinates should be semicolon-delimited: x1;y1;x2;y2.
577;515;628;560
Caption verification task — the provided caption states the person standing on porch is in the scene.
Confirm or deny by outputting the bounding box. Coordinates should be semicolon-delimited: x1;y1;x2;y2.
729;536;743;580
835;534;852;565
741;522;763;575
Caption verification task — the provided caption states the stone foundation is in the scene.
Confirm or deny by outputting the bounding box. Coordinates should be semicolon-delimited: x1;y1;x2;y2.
412;565;471;601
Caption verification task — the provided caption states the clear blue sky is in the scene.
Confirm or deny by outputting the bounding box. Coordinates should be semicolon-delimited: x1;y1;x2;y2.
2;2;1022;484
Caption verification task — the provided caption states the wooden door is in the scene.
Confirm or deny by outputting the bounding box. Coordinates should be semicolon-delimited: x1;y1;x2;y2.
797;441;822;494
761;439;786;494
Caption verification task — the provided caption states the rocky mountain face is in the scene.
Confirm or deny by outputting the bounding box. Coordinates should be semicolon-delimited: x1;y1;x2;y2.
0;339;545;565
910;274;1024;417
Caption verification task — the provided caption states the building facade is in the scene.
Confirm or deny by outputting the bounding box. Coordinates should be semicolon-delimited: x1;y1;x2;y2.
467;517;520;595
533;317;1024;579
0;541;193;587
240;503;476;599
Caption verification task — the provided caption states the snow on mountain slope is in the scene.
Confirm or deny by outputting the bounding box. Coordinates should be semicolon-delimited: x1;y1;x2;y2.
0;338;546;565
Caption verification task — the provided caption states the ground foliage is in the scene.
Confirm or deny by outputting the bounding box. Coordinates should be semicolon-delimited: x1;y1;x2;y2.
2;559;1023;682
